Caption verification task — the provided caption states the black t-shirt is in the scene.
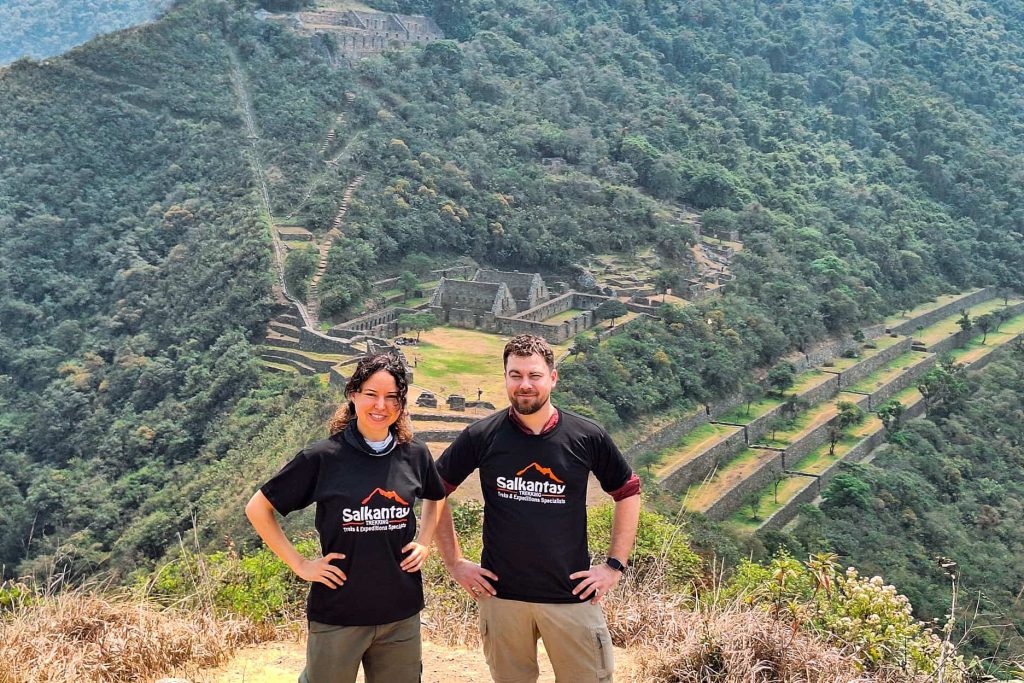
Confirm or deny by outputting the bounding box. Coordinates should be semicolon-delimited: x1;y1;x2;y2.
436;408;632;603
261;421;446;626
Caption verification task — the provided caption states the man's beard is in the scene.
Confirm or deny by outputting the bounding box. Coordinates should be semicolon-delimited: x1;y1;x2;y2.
512;392;548;415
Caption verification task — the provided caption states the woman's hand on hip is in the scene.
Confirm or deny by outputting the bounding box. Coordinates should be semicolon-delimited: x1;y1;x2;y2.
400;541;430;572
294;552;347;588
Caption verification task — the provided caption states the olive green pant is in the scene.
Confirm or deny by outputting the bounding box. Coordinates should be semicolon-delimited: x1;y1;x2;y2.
478;598;613;683
299;613;421;683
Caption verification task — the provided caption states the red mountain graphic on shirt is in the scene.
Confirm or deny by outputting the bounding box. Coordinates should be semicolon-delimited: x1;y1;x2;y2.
361;488;410;506
515;463;564;483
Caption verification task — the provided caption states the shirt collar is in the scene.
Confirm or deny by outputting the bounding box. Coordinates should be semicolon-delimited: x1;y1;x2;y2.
508;406;560;435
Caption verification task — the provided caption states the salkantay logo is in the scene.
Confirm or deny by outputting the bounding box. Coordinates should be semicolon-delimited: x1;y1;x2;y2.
495;463;567;504
342;488;411;532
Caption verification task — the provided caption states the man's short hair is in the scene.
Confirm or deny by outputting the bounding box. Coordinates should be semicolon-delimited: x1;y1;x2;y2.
503;334;555;370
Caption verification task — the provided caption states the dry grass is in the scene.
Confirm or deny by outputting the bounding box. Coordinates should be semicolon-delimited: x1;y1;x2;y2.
604;576;929;683
0;586;270;683
421;563;923;683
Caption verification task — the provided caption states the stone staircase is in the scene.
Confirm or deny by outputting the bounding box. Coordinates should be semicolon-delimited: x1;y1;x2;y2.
318;114;345;155
307;174;366;325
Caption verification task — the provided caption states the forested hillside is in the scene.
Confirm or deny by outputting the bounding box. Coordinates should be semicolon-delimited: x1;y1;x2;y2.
0;0;170;65
2;0;1024;633
786;349;1024;663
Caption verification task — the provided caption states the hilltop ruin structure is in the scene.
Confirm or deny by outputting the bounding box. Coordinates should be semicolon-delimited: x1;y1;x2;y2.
264;8;444;60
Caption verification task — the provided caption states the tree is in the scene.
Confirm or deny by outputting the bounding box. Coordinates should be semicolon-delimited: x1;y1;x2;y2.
283;247;316;300
828;401;865;455
402;253;433;276
956;309;972;334
399;271;419;302
876;399;906;432
975;313;994;344
653;270;675;302
397;312;437;341
918;360;969;418
742;382;763;416
594;299;629;327
781;394;807;421
766;415;788;443
767;361;797;396
571;334;598;358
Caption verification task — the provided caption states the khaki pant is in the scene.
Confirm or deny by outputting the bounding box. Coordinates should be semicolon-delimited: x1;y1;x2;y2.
478;598;613;683
300;614;421;683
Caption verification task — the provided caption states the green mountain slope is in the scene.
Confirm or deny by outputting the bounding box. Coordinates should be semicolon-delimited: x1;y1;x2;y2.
0;0;170;65
1;0;1023;593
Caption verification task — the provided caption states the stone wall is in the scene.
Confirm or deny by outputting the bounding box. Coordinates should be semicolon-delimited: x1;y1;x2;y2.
262;348;338;373
513;291;576;322
889;288;995;335
785;336;858;375
659;428;746;494
329;365;348;389
903;393;928;420
781;393;869;465
925;327;975;355
926;301;1024;354
417;428;465;441
743;404;785;445
865;354;937;410
861;322;888;340
299;328;363;355
836;337;913;388
799;374;843;410
759;427;886;532
703;450;784;522
622;408;709;464
967;332;1024;370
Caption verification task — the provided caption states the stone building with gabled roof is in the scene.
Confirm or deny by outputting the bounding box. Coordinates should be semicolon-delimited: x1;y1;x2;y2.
473;269;550;311
430;279;518;318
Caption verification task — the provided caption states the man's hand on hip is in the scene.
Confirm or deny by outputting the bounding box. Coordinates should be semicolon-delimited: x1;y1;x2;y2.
569;563;622;604
449;558;499;600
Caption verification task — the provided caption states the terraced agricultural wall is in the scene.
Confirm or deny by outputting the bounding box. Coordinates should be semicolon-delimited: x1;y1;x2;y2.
780;394;870;465
785;336;858;374
760;427;887;532
865;354;937;409
702;450;784;522
800;374;842;407
299;328;365;354
889;288;994;335
861;323;887;340
658;428;746;494
262;348;338;373
967;332;1024;371
925;327;977;355
836;337;913;388
622;408;709;464
742;403;786;445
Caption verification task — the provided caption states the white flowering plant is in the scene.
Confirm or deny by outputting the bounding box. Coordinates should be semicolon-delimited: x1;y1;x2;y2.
725;552;963;681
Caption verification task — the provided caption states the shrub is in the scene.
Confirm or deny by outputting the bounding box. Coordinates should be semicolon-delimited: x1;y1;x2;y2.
726;553;963;681
587;503;701;586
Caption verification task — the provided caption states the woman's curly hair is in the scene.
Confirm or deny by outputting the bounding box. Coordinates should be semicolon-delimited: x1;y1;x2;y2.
328;353;414;444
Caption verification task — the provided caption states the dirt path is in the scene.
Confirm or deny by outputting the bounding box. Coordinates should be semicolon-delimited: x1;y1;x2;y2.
201;637;631;682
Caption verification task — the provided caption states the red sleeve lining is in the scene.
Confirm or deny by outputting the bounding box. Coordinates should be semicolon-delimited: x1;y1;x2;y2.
608;473;641;502
442;478;459;496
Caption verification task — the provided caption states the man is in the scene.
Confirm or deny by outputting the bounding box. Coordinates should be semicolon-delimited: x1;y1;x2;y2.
434;333;642;683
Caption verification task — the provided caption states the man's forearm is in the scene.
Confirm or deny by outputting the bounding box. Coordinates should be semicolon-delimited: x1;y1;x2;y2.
608;493;641;561
433;500;464;568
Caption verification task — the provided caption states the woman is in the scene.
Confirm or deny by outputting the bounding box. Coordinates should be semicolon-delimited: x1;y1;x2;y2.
246;353;445;683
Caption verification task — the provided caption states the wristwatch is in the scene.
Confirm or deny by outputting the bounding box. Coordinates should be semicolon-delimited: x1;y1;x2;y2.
605;557;627;572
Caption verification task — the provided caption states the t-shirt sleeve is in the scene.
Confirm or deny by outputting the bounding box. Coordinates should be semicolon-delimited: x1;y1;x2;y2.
435;427;481;492
591;430;634;494
419;444;446;501
260;449;320;516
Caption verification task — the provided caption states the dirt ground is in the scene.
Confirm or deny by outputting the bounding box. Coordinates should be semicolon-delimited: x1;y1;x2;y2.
200;636;632;682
